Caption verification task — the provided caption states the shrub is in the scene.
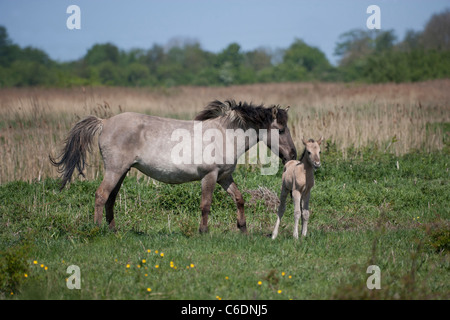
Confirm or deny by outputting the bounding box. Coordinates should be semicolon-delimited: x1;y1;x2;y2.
0;241;31;296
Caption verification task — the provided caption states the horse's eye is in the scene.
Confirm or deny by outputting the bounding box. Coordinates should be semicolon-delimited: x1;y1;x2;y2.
279;128;285;134
308;151;311;155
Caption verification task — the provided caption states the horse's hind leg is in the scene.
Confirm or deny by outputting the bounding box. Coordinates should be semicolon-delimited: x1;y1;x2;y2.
218;175;247;233
105;171;128;230
94;170;127;228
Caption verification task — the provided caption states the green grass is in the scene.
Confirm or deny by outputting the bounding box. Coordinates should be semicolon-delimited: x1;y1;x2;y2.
1;148;449;300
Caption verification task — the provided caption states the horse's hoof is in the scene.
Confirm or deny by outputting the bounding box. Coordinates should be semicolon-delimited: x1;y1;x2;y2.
199;226;209;234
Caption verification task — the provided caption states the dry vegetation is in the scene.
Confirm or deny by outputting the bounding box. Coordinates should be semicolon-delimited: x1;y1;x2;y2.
1;80;449;184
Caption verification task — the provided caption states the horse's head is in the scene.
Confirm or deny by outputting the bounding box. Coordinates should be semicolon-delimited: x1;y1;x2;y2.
264;106;297;164
301;137;323;169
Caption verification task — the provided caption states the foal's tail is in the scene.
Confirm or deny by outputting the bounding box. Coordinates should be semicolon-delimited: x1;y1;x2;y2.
50;116;103;190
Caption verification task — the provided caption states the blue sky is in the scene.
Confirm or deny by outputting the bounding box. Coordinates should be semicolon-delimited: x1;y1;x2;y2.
0;0;448;65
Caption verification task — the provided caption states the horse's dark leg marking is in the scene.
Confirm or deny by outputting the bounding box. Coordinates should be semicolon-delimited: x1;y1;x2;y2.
105;171;128;230
94;170;127;228
219;175;247;233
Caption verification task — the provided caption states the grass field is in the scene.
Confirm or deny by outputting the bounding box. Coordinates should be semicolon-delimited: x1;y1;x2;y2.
0;81;449;300
1;149;449;299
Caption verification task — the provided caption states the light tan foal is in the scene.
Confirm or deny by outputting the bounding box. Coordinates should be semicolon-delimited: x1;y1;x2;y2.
272;137;323;239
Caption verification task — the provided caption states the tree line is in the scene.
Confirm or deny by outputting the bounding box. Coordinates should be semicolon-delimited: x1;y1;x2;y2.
0;9;448;87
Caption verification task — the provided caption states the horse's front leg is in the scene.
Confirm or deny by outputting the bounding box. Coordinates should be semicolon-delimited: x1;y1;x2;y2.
199;171;218;233
218;175;247;233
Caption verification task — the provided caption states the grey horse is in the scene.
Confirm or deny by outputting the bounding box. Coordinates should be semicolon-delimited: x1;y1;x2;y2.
50;100;297;233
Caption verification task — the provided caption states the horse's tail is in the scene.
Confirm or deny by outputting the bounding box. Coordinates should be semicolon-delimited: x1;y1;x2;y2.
50;116;103;190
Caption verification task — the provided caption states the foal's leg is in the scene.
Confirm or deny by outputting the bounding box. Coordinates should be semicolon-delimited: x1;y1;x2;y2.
104;171;128;230
272;182;289;239
199;171;218;233
94;170;127;228
218;175;247;233
292;190;302;239
301;192;311;237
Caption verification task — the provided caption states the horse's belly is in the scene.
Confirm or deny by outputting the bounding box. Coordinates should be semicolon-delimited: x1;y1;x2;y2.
132;162;203;184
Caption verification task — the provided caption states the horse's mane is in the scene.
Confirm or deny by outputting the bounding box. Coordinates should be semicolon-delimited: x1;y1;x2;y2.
195;100;287;130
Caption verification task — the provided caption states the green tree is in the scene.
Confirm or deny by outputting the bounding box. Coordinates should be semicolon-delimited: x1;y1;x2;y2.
334;29;373;67
84;43;120;66
97;61;121;85
283;39;330;73
276;39;331;81
217;43;243;69
127;63;151;86
0;26;21;67
244;48;272;72
421;9;450;51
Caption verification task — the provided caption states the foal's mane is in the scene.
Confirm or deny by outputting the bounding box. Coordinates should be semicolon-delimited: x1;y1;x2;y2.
299;138;316;161
195;100;287;130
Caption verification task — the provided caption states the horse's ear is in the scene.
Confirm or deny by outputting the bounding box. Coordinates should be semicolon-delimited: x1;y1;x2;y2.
285;106;290;112
302;137;307;145
272;107;278;119
317;136;324;145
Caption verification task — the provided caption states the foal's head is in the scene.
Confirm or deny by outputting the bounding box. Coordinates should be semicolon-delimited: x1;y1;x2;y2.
301;137;323;169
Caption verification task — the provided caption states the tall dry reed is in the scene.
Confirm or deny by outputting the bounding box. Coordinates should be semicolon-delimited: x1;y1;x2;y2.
1;80;449;184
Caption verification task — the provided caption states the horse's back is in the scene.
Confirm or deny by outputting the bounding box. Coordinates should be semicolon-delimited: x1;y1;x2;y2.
98;112;226;184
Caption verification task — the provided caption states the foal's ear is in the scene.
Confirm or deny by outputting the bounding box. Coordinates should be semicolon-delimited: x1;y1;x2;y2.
317;136;324;145
302;137;308;145
285;106;290;112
